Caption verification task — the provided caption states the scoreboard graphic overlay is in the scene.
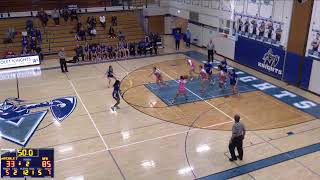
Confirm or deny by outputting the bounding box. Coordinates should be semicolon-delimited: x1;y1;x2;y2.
1;149;54;178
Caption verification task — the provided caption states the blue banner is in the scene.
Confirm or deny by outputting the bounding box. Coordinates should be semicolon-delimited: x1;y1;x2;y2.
283;52;301;85
235;36;285;79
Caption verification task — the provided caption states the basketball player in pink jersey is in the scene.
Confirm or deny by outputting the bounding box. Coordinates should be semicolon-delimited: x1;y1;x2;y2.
218;65;227;89
150;67;166;88
172;76;188;103
199;65;208;92
186;58;196;80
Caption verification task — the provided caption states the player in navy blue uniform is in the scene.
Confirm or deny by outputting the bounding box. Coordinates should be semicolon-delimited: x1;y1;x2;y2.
221;58;228;73
204;61;214;85
105;65;117;87
111;80;121;111
229;69;239;96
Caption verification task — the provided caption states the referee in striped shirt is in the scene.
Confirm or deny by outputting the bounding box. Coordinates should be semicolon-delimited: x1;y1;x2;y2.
229;114;246;161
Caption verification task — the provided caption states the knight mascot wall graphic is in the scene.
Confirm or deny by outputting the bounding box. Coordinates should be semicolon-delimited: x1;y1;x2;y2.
0;96;77;146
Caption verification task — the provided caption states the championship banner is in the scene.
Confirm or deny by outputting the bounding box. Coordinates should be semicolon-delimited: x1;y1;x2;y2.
235;36;285;79
0;55;40;70
306;29;320;59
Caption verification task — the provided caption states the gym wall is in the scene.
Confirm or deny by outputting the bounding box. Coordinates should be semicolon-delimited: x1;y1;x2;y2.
303;0;320;94
148;16;165;34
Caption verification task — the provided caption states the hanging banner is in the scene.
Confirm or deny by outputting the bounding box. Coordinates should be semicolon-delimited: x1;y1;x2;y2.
235;36;285;79
0;55;40;70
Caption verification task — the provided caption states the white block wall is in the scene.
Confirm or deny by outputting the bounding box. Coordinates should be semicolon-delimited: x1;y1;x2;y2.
308;60;320;95
306;0;320;95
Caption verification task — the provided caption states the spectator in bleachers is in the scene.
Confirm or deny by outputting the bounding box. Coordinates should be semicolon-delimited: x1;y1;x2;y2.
129;42;136;56
117;31;125;41
37;8;49;27
84;43;90;61
101;43;107;59
96;44;103;60
35;46;43;61
152;41;158;55
70;9;78;22
21;37;28;48
137;40;146;56
36;29;42;43
123;41;129;58
90;44;97;61
185;29;191;48
30;37;37;52
75;44;84;61
90;16;97;28
118;42;126;58
78;28;86;41
26;19;33;31
86;17;91;26
28;28;36;38
112;45;118;59
76;19;82;33
145;35;150;43
107;45;113;59
52;9;60;26
99;15;106;29
89;27;97;39
61;7;69;22
20;47;30;56
108;26;116;38
112;16;118;26
4;48;15;58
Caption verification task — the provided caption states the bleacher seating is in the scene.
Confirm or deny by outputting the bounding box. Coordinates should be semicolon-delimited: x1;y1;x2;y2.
0;11;145;59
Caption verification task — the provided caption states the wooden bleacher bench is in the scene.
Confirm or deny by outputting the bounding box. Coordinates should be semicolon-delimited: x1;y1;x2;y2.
0;11;146;58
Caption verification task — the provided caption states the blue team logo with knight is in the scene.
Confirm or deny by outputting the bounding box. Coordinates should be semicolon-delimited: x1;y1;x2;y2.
258;49;282;75
0;96;77;146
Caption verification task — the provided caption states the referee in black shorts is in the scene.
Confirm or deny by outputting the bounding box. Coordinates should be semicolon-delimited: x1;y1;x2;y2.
229;114;246;161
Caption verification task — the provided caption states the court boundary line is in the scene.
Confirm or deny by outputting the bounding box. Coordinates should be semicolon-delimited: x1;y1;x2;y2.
69;80;127;180
199;143;320;180
144;81;256;106
160;70;235;121
69;80;110;149
55;119;233;163
54;120;320;162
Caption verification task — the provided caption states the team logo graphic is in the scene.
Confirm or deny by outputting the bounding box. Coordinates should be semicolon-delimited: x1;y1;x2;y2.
258;49;282;75
0;97;77;146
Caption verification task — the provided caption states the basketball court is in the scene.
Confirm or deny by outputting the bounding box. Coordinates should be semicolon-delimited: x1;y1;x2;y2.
0;37;320;179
